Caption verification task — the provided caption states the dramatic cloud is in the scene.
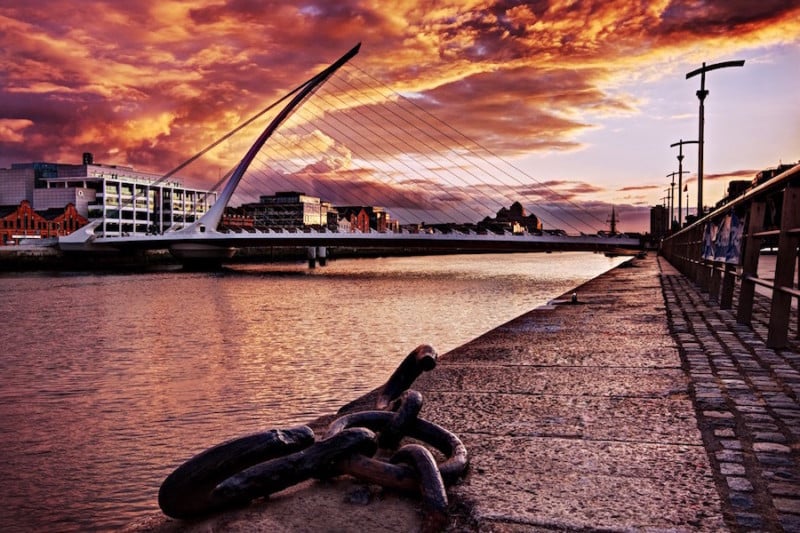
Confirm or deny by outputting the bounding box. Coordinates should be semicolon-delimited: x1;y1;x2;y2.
0;0;798;232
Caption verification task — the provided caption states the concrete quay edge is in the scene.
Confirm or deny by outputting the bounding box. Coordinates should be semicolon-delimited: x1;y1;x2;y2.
127;254;800;532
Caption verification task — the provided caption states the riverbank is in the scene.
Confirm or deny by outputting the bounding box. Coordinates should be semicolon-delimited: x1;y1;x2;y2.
126;253;799;531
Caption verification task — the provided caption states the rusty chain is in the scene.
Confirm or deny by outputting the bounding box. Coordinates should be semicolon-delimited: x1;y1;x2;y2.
158;344;468;532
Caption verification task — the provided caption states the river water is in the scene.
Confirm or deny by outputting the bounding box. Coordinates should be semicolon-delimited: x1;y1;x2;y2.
0;252;627;532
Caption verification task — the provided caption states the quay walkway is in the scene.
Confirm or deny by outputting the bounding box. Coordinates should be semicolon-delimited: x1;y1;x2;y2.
411;253;799;531
130;253;799;532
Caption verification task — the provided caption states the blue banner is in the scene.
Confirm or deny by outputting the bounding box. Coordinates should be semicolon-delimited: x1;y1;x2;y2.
701;222;716;260
726;213;742;265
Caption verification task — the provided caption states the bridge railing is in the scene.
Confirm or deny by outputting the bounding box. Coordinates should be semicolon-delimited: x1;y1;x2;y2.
660;163;799;348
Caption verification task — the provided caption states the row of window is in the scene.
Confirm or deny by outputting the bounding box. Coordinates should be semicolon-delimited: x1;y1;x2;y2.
0;217;80;231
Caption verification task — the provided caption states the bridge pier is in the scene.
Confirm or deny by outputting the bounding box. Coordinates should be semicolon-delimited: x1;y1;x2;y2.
168;242;237;270
307;246;328;268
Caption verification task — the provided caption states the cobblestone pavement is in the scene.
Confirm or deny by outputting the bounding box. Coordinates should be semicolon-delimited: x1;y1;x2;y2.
659;257;800;532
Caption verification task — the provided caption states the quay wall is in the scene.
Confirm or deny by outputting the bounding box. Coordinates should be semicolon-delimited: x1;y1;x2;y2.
0;245;510;271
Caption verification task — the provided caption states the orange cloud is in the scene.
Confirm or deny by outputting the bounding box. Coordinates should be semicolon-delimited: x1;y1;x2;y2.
0;119;34;143
0;0;797;233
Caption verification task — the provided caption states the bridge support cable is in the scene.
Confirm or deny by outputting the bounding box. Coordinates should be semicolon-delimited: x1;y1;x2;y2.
236;104;456;228
349;63;612;234
363;66;607;233
220;59;574;231
180;43;611;236
310;64;585;234
299;82;496;226
260;97;468;227
219;74;471;228
180;43;362;233
323;70;548;228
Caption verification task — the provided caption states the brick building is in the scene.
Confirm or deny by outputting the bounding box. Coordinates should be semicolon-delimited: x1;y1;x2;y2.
0;200;88;245
335;205;398;233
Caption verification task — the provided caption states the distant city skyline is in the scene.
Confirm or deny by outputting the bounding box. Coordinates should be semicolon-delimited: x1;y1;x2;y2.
0;1;798;233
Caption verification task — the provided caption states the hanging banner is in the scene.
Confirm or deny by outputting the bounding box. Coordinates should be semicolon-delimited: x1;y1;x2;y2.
726;213;742;265
701;222;716;260
714;215;731;262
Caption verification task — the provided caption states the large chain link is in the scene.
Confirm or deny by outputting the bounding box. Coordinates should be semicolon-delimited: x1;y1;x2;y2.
158;344;468;532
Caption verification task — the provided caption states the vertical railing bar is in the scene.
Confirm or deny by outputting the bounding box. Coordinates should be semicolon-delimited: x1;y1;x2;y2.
767;181;800;348
737;199;766;326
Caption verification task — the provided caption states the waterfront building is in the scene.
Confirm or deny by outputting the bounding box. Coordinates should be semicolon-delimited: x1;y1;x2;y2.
479;201;542;234
0;153;216;237
241;191;335;229
650;205;668;239
714;180;750;210
219;207;255;231
335;205;398;233
0;200;88;245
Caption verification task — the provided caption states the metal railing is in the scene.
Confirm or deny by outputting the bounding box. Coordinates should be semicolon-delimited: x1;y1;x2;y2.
660;163;799;348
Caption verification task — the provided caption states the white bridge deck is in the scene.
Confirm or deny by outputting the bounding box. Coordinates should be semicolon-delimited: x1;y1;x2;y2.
59;223;642;255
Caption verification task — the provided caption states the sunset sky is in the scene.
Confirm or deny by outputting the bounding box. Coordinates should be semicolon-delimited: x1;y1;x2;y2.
1;1;798;233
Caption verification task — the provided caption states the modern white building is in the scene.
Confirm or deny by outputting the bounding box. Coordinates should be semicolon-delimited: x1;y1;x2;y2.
0;154;216;237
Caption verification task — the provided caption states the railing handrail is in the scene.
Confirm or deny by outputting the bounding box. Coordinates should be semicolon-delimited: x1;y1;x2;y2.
660;162;798;349
669;162;799;240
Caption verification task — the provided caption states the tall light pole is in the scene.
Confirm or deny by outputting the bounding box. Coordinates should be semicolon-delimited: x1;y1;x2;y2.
685;187;689;223
686;59;745;216
670;139;698;228
667;171;689;230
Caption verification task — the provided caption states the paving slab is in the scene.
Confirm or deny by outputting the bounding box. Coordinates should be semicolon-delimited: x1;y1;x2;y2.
455;437;723;532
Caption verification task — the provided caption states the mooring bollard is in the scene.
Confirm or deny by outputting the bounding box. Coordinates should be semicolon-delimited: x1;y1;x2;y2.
375;344;437;409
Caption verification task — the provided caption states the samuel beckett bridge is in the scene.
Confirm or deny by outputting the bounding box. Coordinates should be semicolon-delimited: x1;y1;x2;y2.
59;43;641;265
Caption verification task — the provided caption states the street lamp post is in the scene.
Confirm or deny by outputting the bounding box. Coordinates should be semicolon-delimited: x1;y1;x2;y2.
663;186;673;234
685;188;689;223
686;60;745;217
670;139;698;228
667;171;689;230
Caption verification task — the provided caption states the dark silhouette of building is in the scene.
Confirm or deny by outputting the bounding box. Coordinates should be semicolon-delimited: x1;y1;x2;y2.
650;205;668;239
479;201;542;234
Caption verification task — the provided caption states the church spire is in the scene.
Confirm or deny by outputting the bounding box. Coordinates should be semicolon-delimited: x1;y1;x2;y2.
607;206;619;235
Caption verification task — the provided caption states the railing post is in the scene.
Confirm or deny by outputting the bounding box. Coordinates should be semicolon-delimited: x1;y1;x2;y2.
698;223;711;292
737;199;766;325
767;180;800;348
690;225;702;282
720;262;736;309
708;259;722;301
